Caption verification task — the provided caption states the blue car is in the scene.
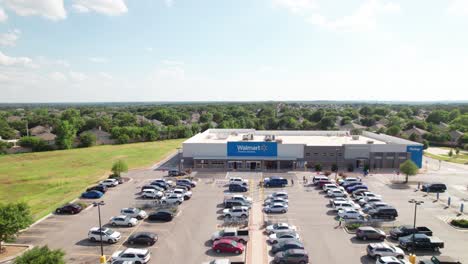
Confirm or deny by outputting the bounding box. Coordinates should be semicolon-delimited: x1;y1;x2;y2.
81;190;104;199
346;185;368;193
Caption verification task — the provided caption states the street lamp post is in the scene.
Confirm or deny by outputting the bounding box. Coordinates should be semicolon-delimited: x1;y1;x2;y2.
408;199;424;256
93;201;106;264
335;148;339;178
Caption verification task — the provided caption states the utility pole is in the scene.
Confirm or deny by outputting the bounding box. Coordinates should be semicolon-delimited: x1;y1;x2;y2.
408;199;424;261
93;201;106;264
26;120;29;136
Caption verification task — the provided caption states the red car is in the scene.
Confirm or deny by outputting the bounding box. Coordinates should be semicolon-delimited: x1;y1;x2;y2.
212;236;247;244
212;239;244;254
318;180;332;188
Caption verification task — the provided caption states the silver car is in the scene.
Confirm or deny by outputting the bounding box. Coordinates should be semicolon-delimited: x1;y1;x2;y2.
264;202;288;213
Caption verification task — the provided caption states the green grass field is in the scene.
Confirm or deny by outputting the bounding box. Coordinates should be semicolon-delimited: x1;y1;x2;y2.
0;139;185;220
424;151;468;165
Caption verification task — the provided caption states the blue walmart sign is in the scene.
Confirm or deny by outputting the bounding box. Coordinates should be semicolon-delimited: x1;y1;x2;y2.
407;145;423;168
227;142;278;157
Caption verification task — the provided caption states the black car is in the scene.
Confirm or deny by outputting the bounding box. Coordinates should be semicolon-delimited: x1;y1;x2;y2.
271;239;305;254
368;206;398;220
175;181;193;190
148;211;174;222
55;203;83;214
127;232;158;246
168;170;186;177
86;185;108;193
421;183;447;193
229;184;248;192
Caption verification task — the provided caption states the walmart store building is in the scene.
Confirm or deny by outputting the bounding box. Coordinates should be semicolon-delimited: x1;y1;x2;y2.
181;129;423;171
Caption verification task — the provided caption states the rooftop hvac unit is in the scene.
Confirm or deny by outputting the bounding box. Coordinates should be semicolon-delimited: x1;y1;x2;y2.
242;134;250;141
367;140;374;144
352;135;360;140
276;138;283;143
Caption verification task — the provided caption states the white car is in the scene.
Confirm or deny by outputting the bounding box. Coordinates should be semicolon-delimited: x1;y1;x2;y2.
322;183;338;192
264;203;288;213
170;188;192;200
161;193;184;205
111;248;151;263
109;215;138;227
120;208;147;220
223;206;249;218
268;231;300;244
366;243;405;259
229;177;248;184
327;189;347;198
340;177;359;184
153;178;173;185
227;194;252;204
329;197;349;206
332;200;360;211
88;227;121;243
376;256;411;264
337;208;364;219
99;179;119;187
354;191;381;200
358;197;383;206
141;189;163;199
267;191;288;199
265;223;297;234
264;197;288;206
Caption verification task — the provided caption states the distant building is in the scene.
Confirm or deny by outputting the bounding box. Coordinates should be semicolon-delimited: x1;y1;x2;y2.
79;127;115;145
370;123;387;132
339;122;367;131
7;115;22;122
402;126;428;138
30;125;51;136
35;132;57;145
449;130;464;143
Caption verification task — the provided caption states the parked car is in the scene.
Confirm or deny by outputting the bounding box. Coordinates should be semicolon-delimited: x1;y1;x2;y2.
339;177;359;186
224;199;250;209
377;256;412;264
228;183;248;192
356;227;386;241
127;232;158;246
338;208;364;219
212;239;244;254
111;248;151;263
271;239;304;254
327;189;347;198
389;225;433;239
150;181;169;190
109;215;138;227
421;183;447;193
223;206;249;218
323;183;338;192
342;181;363;188
86;185;108;193
140;185;163;192
161;194;184;205
140;189;163;199
367;243;405;259
266;223;297;235
55;203;83;214
318;180;333;188
346;184;368;193
81;190;104;199
329;197;349;206
177;179;197;187
363;202;390;213
203;260;231;264
88;227;121;243
120;208;147;220
332;200;360;211
264;197;288;206
99;179;119;187
229;177;248;185
264;176;288;187
211;228;249;243
168;170;186;177
267;191;288;199
418;256;462;264
225;194;252;204
264;203;288;213
368;206;398;220
358;197;383;206
353;191;381;200
398;234;444;251
268;231;300;244
312;175;329;185
169;188;192;200
147;210;174;222
273;248;309;264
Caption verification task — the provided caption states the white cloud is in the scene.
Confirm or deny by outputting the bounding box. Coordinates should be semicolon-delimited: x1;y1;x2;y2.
146;47;153;52
69;71;87;81
272;0;318;14
0;29;21;46
151;62;185;81
49;71;67;81
99;72;112;79
0;50;33;67
0;7;8;22
3;0;66;20
307;0;400;32
164;0;174;7
72;0;128;16
89;57;108;63
448;0;468;16
162;60;184;66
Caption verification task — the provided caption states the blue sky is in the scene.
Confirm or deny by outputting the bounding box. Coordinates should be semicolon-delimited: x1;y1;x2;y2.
1;0;468;102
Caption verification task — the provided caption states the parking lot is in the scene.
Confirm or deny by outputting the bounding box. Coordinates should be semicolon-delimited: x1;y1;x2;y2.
14;163;468;264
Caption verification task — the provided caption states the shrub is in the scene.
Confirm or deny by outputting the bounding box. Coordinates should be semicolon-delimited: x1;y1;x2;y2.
464;144;468;151
79;132;96;147
111;160;128;177
331;164;338;172
346;223;362;230
14;246;65;264
75;201;88;209
451;219;468;228
314;164;322;172
324;171;332;176
18;136;50;152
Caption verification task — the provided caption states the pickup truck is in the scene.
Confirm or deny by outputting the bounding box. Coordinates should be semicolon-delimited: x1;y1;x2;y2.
211;228;249;243
398;234;444;251
389;225;433;239
419;256;462;264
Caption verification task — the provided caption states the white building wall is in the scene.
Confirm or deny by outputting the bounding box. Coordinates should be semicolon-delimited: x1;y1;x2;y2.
278;144;304;159
182;143;226;158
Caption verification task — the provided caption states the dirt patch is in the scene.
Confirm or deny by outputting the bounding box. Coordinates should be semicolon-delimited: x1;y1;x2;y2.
0;244;30;262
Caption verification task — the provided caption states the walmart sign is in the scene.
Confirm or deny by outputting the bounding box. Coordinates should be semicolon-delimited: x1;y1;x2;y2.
407;145;423;168
227;142;278;157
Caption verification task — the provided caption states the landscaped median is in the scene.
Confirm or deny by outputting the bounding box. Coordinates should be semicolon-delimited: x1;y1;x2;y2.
450;218;468;229
0;139;185;220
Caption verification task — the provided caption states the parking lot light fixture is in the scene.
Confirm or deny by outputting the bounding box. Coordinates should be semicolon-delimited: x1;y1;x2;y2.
408;199;424;255
92;201;106;262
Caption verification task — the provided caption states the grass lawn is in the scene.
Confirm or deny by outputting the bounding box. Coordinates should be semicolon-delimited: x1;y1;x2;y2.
0;139;185;220
424;151;468;165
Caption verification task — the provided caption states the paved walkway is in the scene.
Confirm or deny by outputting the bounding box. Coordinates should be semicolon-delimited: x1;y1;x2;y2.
248;183;266;264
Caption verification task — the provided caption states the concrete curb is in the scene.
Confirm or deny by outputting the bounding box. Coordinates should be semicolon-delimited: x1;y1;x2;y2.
0;243;33;264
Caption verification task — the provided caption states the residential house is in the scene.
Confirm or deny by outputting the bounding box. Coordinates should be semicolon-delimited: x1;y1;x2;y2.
449;130;464;144
35;132;57;145
79;127;115;145
401;126;428;142
339;122;367;131
29;125;51;136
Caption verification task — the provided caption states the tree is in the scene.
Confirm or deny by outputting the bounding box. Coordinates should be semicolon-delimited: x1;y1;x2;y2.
14;246;65;264
359;106;373;116
79;132;96;147
409;133;420;142
18;137;49;152
0;141;12;154
318;116;335;130
386;126;401;136
314;164;322;172
0;120;16;140
448;149;453;157
399;160;419;183
55;121;76;149
111;160;128;177
426;110;449;124
455;148;460;156
0;203;33;252
422;140;429;150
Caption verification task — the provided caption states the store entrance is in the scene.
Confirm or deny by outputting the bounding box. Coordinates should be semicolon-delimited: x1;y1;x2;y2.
246;161;261;171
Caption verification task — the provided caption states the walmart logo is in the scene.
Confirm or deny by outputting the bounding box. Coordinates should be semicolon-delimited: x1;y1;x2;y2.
236;144;268;152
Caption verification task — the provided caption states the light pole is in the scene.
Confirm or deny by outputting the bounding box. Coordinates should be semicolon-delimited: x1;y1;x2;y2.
93;201;106;264
335;148;339;178
408;199;424;255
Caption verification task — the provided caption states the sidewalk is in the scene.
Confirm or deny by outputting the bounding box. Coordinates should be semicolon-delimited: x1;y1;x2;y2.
248;184;267;264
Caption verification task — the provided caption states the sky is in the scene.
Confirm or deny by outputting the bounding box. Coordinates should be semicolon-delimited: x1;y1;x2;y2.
1;0;468;103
